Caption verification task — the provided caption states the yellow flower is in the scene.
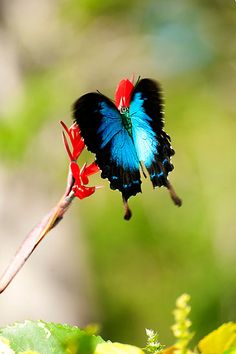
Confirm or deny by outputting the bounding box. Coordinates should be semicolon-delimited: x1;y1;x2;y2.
198;322;236;354
95;342;145;354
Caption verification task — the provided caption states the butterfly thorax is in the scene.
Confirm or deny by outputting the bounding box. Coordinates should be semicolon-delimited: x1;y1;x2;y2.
120;106;132;137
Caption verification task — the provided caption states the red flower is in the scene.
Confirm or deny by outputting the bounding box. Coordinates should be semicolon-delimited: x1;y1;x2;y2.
61;121;100;199
61;121;85;161
115;78;134;109
70;161;98;199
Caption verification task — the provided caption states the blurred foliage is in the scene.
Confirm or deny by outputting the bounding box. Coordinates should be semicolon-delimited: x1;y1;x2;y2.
144;328;165;353
171;294;193;353
0;320;104;354
0;0;236;349
0;297;236;354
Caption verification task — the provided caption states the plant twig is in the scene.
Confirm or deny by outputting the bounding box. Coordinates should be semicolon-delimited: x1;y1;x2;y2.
0;169;75;294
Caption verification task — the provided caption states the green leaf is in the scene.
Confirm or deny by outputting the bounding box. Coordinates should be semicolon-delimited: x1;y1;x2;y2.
223;347;236;354
0;320;104;354
198;322;236;354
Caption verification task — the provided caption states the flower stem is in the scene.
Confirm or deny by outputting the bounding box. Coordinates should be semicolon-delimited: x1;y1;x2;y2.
0;173;75;294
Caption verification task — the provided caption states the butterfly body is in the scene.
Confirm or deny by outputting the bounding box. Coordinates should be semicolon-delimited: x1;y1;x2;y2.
120;107;132;137
73;78;181;219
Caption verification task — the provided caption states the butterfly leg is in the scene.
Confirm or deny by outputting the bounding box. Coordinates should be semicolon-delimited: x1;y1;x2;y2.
166;180;182;206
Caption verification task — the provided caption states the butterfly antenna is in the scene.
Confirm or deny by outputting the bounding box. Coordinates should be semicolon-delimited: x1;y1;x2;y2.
166;181;182;207
122;196;132;220
135;75;141;87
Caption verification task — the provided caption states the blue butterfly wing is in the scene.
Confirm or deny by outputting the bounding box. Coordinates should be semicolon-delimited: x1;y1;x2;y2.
130;79;175;189
130;92;158;168
73;93;142;202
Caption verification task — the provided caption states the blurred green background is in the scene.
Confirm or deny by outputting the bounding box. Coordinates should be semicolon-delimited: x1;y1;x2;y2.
0;0;236;349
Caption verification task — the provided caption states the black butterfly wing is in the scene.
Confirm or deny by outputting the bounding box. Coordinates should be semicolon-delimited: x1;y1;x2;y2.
72;93;142;203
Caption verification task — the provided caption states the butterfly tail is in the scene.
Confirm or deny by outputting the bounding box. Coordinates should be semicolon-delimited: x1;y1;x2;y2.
165;180;182;206
122;196;132;220
145;132;182;206
147;158;182;206
120;169;141;220
116;168;142;221
99;161;141;220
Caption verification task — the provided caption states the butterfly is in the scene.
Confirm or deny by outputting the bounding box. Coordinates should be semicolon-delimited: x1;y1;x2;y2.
73;77;182;220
